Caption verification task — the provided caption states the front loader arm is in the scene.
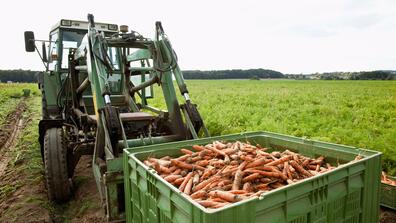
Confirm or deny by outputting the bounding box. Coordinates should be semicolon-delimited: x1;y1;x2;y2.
153;22;210;138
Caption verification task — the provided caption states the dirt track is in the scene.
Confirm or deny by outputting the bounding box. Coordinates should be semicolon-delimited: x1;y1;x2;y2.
0;102;26;176
0;99;104;222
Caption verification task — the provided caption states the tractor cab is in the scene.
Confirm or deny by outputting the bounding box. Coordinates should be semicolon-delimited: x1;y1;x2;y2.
47;19;118;71
47;20;125;107
26;19;153;117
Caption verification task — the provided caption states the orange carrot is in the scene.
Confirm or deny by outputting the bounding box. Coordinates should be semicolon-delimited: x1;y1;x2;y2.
214;141;227;150
168;166;177;172
242;182;252;192
218;179;232;187
193;172;200;185
196;200;222;208
209;190;242;202
179;172;193;191
255;184;269;190
266;155;291;166
230;160;239;165
201;169;213;180
311;156;325;165
245;157;269;169
180;170;188;177
184;178;194;195
302;159;310;167
180;148;193;155
232;169;244;190
211;197;228;203
283;161;288;175
195;160;209;167
244;169;288;181
173;177;185;185
260;178;273;183
192;145;205;151
223;147;239;155
171;159;205;170
240;155;254;162
206;145;227;157
148;158;171;167
190;190;207;199
193;176;221;192
290;160;312;177
307;165;317;170
242;173;261;183
191;156;202;162
172;168;182;175
229;190;248;195
164;175;181;183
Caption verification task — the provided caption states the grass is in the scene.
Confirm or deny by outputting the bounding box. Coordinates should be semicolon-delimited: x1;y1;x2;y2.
150;80;396;174
0;83;39;124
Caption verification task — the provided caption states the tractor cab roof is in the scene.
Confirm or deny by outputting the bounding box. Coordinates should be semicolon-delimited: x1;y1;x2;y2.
51;19;119;33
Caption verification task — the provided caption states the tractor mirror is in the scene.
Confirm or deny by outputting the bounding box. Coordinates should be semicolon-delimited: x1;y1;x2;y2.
42;42;48;62
24;31;35;52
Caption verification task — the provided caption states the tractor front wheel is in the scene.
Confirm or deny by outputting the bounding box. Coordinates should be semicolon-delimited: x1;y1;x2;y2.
43;127;72;202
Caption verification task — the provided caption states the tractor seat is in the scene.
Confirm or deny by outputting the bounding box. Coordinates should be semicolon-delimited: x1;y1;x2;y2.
89;112;156;123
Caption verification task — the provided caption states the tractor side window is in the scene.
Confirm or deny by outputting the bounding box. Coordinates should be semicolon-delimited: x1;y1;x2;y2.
48;32;59;71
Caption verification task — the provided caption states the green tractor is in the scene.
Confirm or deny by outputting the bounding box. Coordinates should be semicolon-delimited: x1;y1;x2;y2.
25;14;209;222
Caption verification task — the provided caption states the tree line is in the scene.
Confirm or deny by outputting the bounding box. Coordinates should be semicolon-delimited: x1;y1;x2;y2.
183;69;284;79
0;69;395;83
286;71;396;80
0;69;38;83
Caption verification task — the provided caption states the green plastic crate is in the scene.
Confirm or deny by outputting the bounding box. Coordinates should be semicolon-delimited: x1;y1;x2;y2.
380;175;396;210
123;131;381;223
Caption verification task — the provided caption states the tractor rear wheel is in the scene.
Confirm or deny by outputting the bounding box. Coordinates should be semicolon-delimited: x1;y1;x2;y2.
43;127;72;202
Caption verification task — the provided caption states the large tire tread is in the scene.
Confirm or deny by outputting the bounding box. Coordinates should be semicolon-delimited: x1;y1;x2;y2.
43;128;72;203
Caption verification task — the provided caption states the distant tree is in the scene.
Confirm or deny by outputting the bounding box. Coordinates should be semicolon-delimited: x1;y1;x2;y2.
250;75;260;80
183;69;284;79
0;69;38;83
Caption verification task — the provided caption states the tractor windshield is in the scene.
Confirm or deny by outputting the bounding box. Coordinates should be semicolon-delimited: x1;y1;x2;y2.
61;30;86;69
61;30;120;71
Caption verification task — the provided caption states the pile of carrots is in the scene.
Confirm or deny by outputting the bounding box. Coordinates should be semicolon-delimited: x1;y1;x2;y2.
381;172;396;186
143;141;335;209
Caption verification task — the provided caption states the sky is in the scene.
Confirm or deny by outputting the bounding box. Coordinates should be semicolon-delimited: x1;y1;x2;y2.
1;0;396;74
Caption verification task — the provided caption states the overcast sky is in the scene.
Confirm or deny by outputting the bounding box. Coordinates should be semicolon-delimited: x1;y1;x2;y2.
1;0;396;74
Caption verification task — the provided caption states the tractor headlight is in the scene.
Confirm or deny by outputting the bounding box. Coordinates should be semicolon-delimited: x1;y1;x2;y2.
61;20;72;26
108;24;118;31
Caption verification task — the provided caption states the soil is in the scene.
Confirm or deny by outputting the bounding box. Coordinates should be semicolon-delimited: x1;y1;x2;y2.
0;101;104;222
0;101;50;222
0;101;27;176
380;208;396;223
51;155;106;223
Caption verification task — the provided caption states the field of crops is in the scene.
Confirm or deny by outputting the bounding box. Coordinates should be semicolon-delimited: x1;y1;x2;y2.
0;80;395;175
0;80;395;221
151;80;396;174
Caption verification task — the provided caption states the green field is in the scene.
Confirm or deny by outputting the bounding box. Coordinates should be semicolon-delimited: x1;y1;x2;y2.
0;80;395;174
0;83;39;123
151;80;396;174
